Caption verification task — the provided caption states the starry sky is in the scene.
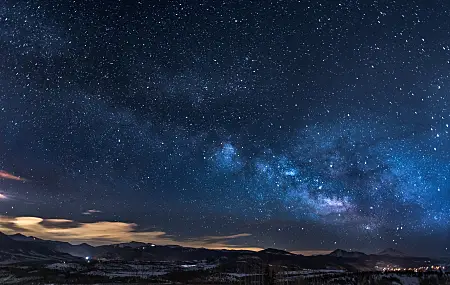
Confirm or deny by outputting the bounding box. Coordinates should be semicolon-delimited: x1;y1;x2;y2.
0;0;449;257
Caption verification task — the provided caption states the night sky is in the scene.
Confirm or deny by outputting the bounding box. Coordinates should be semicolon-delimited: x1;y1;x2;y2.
0;0;449;257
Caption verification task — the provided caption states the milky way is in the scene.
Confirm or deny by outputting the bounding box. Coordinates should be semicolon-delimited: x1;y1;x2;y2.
0;0;449;256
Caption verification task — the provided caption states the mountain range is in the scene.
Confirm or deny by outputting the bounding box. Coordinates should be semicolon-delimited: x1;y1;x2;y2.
0;232;439;271
0;232;75;264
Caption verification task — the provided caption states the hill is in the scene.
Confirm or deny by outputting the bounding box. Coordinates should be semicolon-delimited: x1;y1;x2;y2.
1;232;440;271
328;249;367;258
0;232;74;263
378;248;407;257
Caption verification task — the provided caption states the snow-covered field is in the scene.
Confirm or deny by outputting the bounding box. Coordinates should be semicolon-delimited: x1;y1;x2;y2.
46;262;84;271
85;270;168;277
0;260;448;284
40;259;219;280
0;274;41;284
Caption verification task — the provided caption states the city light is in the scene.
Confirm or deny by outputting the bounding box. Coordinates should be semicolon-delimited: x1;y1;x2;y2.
375;265;446;273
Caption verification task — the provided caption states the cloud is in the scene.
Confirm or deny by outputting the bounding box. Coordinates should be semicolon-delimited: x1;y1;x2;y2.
39;219;82;229
0;170;27;181
0;194;7;200
0;215;260;251
82;209;102;215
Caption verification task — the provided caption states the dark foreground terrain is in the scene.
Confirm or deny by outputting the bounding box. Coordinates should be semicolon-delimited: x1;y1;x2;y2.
1;232;449;284
0;261;449;285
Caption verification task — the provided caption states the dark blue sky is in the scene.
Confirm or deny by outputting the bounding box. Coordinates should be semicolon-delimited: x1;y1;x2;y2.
0;0;449;256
